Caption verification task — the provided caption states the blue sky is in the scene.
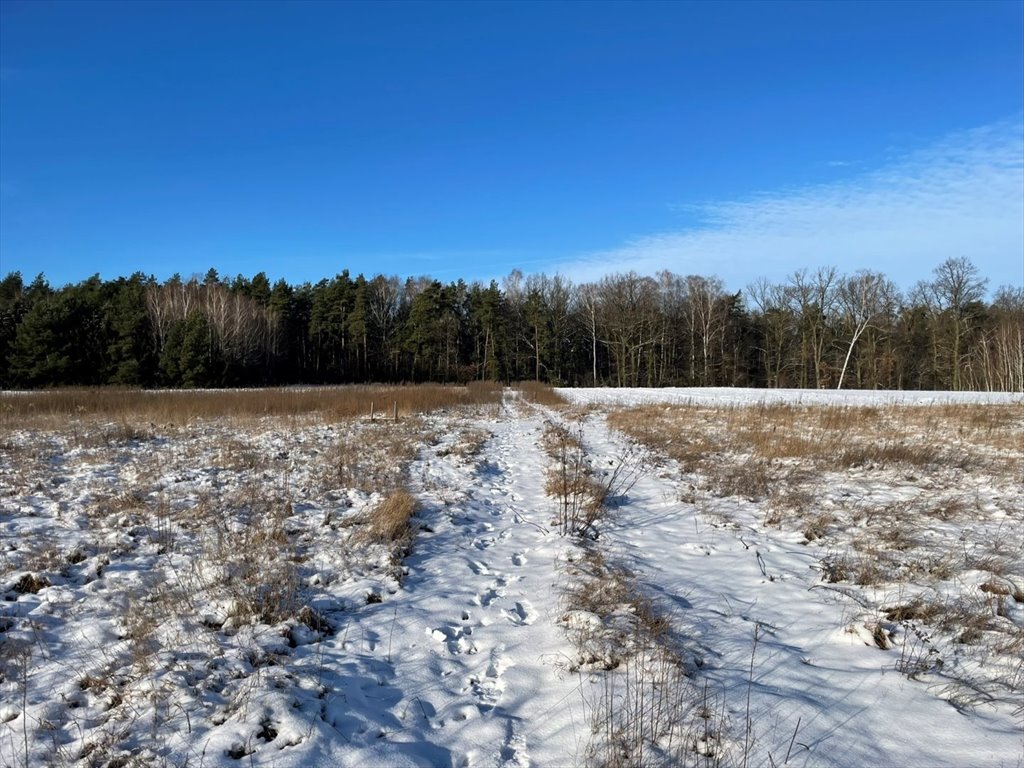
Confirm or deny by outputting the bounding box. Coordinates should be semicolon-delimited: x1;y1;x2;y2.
1;0;1022;292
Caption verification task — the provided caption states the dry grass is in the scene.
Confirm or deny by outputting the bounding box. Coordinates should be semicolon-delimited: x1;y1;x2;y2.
354;489;420;589
542;421;606;537
361;490;418;545
217;505;302;625
608;402;1022;476
515;380;568;406
0;381;503;430
325;421;422;494
0;386;455;766
540;417;648;538
436;426;492;461
561;548;673;669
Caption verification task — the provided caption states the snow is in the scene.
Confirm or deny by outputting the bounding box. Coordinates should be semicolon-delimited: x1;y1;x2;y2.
1;387;1022;767
556;386;1024;408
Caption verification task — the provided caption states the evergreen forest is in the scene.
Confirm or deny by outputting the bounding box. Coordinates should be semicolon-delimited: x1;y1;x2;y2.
1;257;1021;391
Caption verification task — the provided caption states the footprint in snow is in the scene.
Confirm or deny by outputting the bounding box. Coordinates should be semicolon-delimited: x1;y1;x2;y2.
500;720;530;767
506;601;535;626
475;587;500;607
473;537;496;551
466;665;506;711
474;578;507;606
486;644;512;679
468;560;490;575
511;552;527;566
429;625;478;655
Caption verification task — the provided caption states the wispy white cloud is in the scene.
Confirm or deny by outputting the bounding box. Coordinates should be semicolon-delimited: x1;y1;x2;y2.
558;119;1024;291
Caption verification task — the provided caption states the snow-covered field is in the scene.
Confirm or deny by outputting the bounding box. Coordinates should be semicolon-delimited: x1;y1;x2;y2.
1;388;1021;767
556;386;1024;407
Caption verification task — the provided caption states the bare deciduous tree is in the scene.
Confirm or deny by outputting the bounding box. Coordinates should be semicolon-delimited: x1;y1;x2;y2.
928;257;988;390
788;267;838;388
836;270;897;390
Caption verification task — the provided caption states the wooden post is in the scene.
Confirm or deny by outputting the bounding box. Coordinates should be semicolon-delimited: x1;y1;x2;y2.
393;401;398;422
370;401;374;421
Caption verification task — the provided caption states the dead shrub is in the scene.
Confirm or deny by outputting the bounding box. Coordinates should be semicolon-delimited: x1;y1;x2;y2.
544;423;592;534
894;621;944;678
541;420;629;537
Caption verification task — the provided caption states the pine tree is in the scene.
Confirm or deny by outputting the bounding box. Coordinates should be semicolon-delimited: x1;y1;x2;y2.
106;274;157;385
0;273;26;386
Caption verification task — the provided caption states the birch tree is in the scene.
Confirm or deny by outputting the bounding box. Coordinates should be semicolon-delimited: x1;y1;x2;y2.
836;270;896;390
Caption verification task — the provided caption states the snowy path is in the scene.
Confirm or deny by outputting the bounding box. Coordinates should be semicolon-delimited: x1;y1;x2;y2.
398;398;586;766
577;413;1023;768
300;396;588;767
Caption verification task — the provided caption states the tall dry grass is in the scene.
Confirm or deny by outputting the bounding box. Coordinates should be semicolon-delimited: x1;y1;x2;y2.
514;381;568;407
608;402;1022;476
0;381;503;430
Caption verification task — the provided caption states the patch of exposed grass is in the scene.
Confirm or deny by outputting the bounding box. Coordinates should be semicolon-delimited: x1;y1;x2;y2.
362;490;418;545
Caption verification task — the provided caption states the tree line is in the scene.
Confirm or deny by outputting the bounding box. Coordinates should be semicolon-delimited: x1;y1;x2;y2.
0;257;1020;391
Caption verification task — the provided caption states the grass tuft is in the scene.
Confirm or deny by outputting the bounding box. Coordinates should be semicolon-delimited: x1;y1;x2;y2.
363;490;418;544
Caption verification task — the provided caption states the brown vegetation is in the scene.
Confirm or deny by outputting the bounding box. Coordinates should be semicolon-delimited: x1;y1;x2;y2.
608;402;1022;478
0;381;503;430
361;490;418;545
514;380;568;406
